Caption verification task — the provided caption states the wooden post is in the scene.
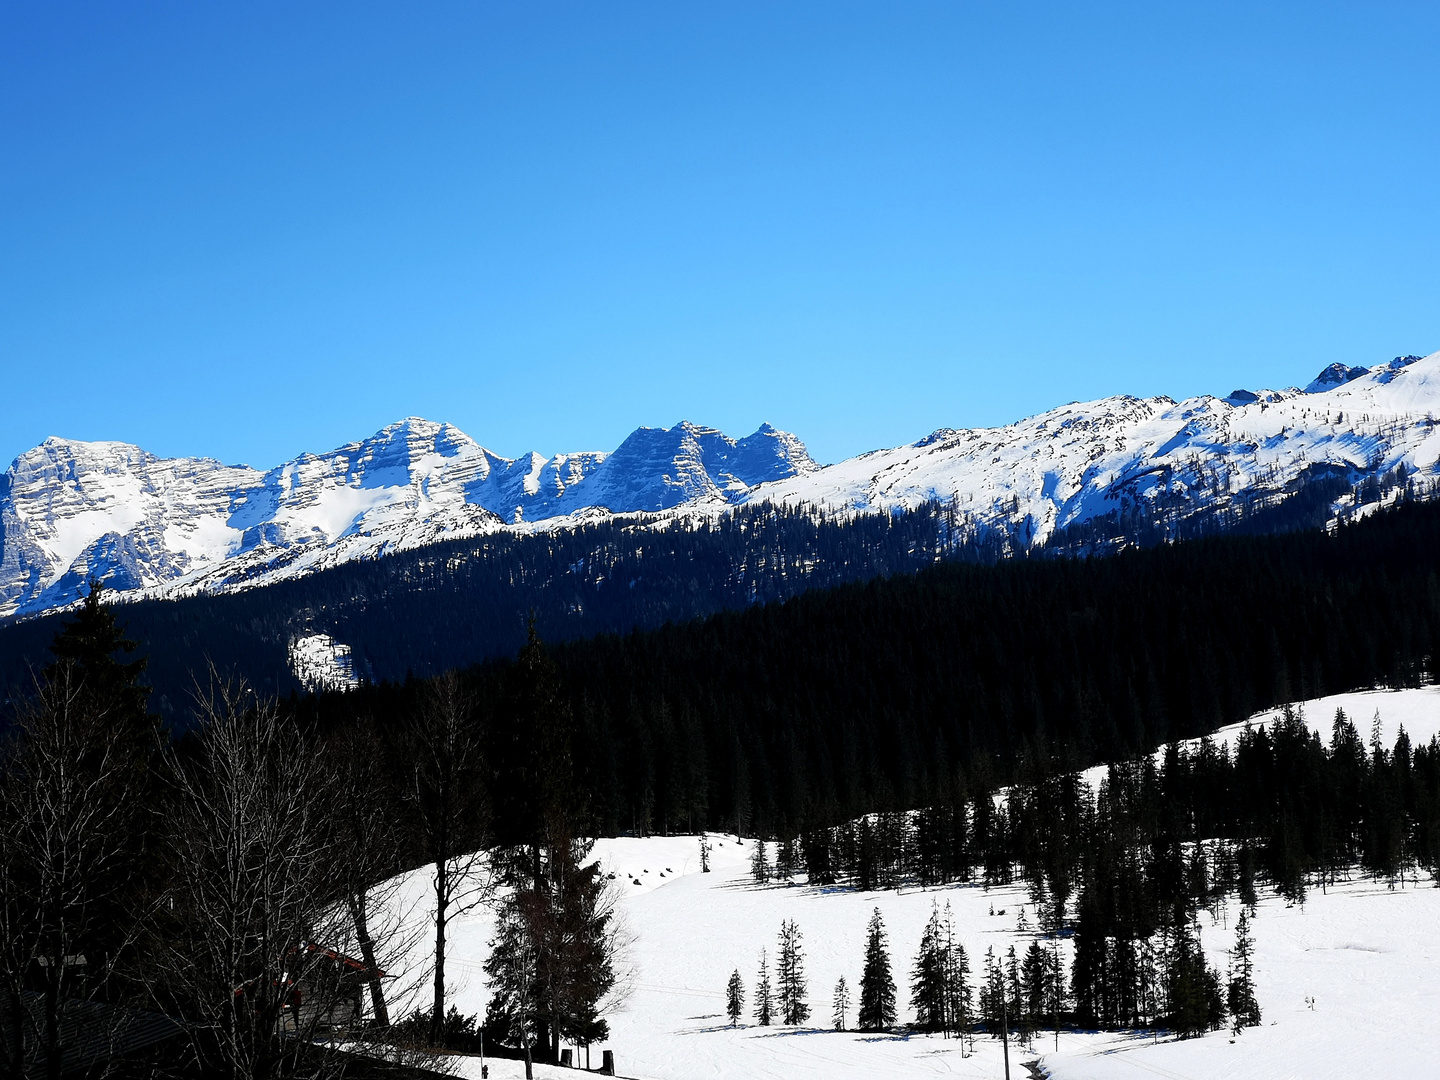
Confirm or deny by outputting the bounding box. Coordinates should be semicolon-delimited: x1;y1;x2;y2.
561;1048;573;1067
601;1048;615;1075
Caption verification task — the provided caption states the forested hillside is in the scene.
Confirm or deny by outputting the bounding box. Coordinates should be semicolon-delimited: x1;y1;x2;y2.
296;499;1440;842
0;502;998;715
0;455;1396;721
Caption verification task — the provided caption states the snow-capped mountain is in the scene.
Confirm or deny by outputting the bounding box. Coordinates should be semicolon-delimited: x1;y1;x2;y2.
0;419;817;618
755;351;1440;551
3;349;1438;620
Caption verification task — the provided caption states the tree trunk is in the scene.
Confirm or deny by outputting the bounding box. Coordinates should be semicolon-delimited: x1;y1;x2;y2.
1;987;23;1080
431;859;448;1046
349;891;389;1027
43;954;59;1080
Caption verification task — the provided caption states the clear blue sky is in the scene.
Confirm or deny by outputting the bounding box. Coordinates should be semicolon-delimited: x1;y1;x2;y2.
2;2;1437;469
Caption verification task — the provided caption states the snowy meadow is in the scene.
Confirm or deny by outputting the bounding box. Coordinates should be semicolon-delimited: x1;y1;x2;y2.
378;687;1440;1080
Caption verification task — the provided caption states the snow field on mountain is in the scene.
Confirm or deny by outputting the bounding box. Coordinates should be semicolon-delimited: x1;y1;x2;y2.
375;687;1440;1080
9;350;1440;619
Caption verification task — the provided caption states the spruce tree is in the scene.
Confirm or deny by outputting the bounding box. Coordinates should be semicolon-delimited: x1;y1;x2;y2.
832;976;851;1031
911;901;946;1032
750;839;771;885
775;836;798;882
43;579;154;747
1164;924;1224;1038
858;907;896;1031
726;969;745;1027
777;919;810;1025
980;947;1003;1033
1020;942;1049;1029
940;903;973;1041
1226;908;1261;1030
754;950;773;1026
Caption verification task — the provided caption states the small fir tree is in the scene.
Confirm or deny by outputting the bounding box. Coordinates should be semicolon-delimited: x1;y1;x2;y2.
980;947;1002;1033
832;976;851;1031
726;969;745;1027
750;839;771;884
1019;942;1049;1030
1164;924;1225;1038
777;919;810;1025
911;901;947;1032
941;904;973;1044
775;836;798;881
858;908;896;1031
700;835;711;873
1226;908;1261;1030
754;950;773;1026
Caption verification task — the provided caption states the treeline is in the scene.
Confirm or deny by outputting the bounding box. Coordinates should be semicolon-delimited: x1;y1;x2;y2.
752;701;1438;1032
0;464;1423;722
298;498;1440;842
1044;459;1424;556
0;501;1004;719
726;899;1257;1046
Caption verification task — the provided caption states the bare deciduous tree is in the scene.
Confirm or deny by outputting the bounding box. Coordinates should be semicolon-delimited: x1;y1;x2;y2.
156;676;350;1080
328;719;408;1030
0;663;143;1080
397;670;491;1047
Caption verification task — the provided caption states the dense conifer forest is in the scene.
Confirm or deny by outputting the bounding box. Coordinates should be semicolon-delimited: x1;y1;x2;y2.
296;498;1440;844
0;458;1397;719
0;502;1002;716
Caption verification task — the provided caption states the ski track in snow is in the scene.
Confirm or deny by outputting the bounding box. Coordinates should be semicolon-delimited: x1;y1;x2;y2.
373;687;1440;1080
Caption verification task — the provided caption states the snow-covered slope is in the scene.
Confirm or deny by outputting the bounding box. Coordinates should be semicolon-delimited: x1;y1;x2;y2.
0;419;816;617
370;686;1440;1080
5;349;1438;618
753;351;1440;550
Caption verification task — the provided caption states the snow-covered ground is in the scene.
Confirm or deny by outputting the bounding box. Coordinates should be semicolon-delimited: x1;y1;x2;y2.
287;631;361;692
375;687;1440;1080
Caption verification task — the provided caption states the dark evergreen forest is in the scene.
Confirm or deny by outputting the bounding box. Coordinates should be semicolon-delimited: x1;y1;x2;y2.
1;452;1396;720
290;499;1440;845
0;502;1003;717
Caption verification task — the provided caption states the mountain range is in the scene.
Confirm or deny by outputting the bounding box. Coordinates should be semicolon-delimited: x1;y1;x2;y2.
2;349;1436;621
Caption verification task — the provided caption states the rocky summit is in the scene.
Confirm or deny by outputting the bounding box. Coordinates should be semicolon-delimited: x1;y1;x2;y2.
4;350;1439;620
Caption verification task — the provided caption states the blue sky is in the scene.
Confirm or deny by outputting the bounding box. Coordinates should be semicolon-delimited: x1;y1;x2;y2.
2;2;1437;469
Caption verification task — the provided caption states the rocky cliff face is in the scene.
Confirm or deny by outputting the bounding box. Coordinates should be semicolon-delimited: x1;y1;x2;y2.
5;350;1438;620
0;418;818;617
756;352;1440;551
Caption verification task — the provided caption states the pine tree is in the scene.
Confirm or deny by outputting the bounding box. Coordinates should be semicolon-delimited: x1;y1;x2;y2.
940;903;973;1042
1164;924;1224;1038
775;836;798;881
43;579;154;748
750;839;771;885
777;919;810;1025
700;835;712;873
1226;908;1261;1030
1020;942;1049;1030
726;969;745;1027
980;947;1003;1033
858;908;896;1031
911;901;946;1032
832;976;851;1031
754;950;773;1026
